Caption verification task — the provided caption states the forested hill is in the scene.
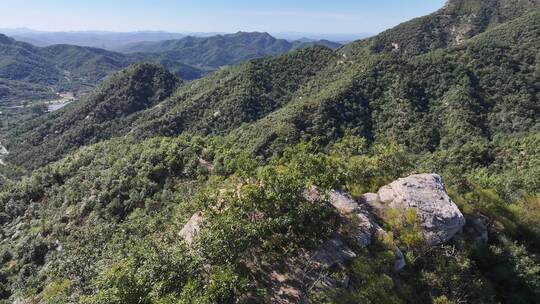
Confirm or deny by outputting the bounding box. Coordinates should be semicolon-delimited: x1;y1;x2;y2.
5;9;539;172
341;0;540;56
120;31;342;70
3;46;337;170
0;34;201;103
0;32;341;103
0;1;539;303
4;63;180;169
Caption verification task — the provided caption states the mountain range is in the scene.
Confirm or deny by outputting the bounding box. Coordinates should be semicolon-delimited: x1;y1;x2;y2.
120;32;342;70
0;28;367;50
0;0;539;303
0;32;341;104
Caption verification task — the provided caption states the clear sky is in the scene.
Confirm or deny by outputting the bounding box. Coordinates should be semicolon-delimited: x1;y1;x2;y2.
0;0;447;34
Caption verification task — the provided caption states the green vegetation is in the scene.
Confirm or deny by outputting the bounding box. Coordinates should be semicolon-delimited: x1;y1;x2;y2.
0;132;539;303
4;63;180;170
341;0;540;57
0;31;339;110
0;1;539;303
121;32;341;71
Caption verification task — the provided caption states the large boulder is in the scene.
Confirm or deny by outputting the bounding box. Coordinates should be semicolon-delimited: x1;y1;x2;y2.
362;174;465;245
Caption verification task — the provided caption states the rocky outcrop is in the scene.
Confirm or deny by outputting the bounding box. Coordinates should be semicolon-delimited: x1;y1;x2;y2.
311;173;465;274
362;174;465;245
179;212;203;245
310;189;406;272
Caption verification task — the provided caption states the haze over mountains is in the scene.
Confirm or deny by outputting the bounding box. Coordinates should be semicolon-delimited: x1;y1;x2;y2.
0;28;187;50
0;0;539;303
0;28;363;51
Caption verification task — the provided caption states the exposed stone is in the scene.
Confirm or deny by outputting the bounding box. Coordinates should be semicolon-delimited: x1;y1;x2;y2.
179;212;203;245
355;212;377;247
313;234;357;267
310;188;406;271
0;142;8;166
359;192;379;205
370;174;465;245
328;190;360;214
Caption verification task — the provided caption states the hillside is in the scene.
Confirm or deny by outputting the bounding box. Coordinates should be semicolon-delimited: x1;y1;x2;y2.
341;0;540;56
0;35;201;103
0;1;539;303
0;32;339;105
4;63;180;169
6;9;538;172
3;46;337;170
120;32;342;70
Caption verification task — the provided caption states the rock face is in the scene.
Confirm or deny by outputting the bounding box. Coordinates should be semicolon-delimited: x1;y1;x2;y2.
311;189;406;272
313;234;357;267
363;174;465;245
179;212;203;245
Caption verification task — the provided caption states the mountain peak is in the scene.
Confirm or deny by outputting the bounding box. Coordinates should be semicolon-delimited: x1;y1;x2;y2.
343;0;540;57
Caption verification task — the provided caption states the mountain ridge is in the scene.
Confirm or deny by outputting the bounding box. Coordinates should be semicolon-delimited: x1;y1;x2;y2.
119;31;342;70
341;0;540;57
0;32;341;103
0;1;539;303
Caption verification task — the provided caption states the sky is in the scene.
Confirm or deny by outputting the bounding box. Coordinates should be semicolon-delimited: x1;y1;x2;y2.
0;0;447;34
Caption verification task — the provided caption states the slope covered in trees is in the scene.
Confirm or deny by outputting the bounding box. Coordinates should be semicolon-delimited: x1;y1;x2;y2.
3;46;338;170
0;32;341;105
341;0;540;56
4;63;180;169
0;34;200;104
6;9;539;173
0;0;539;303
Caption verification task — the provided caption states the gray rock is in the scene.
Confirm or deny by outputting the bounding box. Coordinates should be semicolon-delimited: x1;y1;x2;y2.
372;174;466;245
311;188;406;271
179;212;203;245
313;234;357;267
359;192;380;205
0;142;8;166
328;190;360;214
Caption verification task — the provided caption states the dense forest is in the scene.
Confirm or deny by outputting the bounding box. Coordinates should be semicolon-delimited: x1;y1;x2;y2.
0;0;538;303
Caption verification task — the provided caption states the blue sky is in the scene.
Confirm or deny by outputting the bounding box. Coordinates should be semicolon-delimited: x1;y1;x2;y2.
0;0;447;34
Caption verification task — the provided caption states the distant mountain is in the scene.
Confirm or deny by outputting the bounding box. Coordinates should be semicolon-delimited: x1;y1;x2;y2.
119;32;342;70
0;34;202;102
0;29;186;51
0;32;340;103
273;32;372;42
4;63;180;168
